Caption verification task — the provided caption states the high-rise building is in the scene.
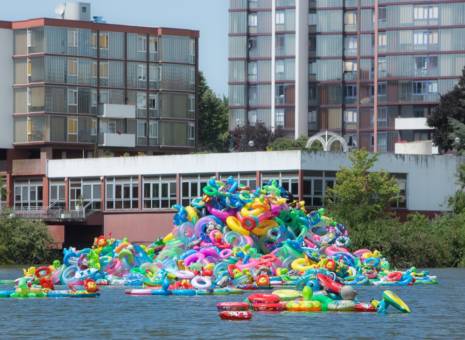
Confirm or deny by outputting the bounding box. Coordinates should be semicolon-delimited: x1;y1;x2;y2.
0;2;199;161
228;0;465;152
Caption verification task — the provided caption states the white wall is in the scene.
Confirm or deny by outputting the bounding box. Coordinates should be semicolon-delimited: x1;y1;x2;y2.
47;151;463;212
0;28;13;149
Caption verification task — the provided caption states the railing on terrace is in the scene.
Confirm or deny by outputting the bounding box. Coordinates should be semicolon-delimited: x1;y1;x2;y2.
13;201;98;221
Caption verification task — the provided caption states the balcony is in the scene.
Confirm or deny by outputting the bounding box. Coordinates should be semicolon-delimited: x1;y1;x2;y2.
12;159;44;176
99;133;136;148
395;140;439;155
395;117;434;131
99;104;136;119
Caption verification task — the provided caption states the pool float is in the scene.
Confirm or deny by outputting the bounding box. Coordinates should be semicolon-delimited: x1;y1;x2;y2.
271;289;301;301
217;302;249;311
219;311;252;321
354;302;377;312
327;300;356;312
317;273;343;294
248;293;280;304
47;290;99;298
286;300;321;312
374;290;411;313
252;302;285;312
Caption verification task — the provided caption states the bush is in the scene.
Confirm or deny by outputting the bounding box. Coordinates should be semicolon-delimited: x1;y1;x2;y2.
0;211;53;265
348;213;465;268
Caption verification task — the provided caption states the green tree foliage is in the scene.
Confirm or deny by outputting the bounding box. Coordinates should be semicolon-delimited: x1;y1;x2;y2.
326;150;400;228
198;72;229;152
0;211;52;264
428;68;465;152
230;123;284;151
448;163;465;214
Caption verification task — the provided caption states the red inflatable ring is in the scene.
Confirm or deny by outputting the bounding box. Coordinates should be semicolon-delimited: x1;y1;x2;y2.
35;266;52;279
248;293;280;304
387;271;403;282
216;302;250;311
219;311;252;321
252;303;285;312
354;303;377;313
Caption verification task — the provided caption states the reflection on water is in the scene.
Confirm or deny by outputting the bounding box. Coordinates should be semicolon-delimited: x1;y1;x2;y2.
0;268;464;339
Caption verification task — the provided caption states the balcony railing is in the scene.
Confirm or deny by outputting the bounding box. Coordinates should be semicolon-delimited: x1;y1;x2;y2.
13;201;97;222
98;132;136;148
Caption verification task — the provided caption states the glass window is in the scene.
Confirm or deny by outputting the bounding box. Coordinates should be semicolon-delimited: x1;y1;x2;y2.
68;30;78;47
248;62;257;81
67;117;78;142
248;13;258;27
181;175;214;206
344;110;357;123
14;180;43;211
137;35;147;53
276;109;285;128
106;177;139;210
143;177;177;209
276;11;285;25
99;32;109;49
68;58;77;76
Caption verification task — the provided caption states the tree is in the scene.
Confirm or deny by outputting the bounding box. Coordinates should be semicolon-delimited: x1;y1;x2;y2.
198;72;229;152
428;67;465;152
0;211;53;264
326;150;400;229
268;136;324;152
448;163;465;214
0;176;5;205
229;122;284;151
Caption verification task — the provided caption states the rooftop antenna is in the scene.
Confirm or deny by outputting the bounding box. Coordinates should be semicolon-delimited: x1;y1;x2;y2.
54;3;66;19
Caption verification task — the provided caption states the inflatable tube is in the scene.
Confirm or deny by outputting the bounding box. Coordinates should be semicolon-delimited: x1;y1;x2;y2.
271;289;301;301
327;300;356;312
191;276;212;290
172;289;196;296
317;274;343;294
252;302;285;312
219;311;252;320
354;303;377;312
286;300;321;312
217;302;249;311
125;289;155;296
248;293;280;304
226;216;250;236
324;245;349;257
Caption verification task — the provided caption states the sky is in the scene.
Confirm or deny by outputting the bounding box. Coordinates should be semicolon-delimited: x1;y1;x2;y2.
2;0;229;96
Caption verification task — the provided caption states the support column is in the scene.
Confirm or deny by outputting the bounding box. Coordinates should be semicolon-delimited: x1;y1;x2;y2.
64;178;69;210
6;173;13;208
255;171;261;188
100;176;105;212
42;177;49;210
298;169;304;202
138;175;143;211
176;173;181;204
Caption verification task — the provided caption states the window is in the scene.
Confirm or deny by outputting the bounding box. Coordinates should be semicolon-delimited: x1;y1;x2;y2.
261;173;299;198
414;6;438;20
345;36;357;50
137;64;147;81
143;177;176;209
137;35;147;53
378;57;387;76
14;180;43;211
68;30;78;48
248;85;258;106
371;107;388;128
414;31;438;46
99;89;109;104
379;7;387;22
90;118;97;136
276;11;285;25
248;13;257;27
100;61;109;79
344;61;357;72
344;85;357;98
276;60;285;76
49;181;65;209
378;32;387;47
181;175;213;206
344;110;358;123
415;56;438;74
248;37;257;51
67;117;78;142
413;81;438;95
188;122;195;142
91;32;97;49
371;132;388;152
344;11;357;26
68;58;77;76
149;121;158;139
91;61;98;78
68;89;78;106
248;62;257;81
99;32;109;49
137;120;146;137
137;92;147;109
106;177;139;210
308;111;317;123
276;109;284;128
371;82;387;96
392;176;407;209
69;179;101;211
149;36;158;54
188;94;195;113
149;94;159;115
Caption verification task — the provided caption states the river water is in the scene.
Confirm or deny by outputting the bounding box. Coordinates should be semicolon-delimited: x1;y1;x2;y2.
0;267;464;339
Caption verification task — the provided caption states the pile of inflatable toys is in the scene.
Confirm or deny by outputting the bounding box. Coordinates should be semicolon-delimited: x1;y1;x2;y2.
218;275;411;320
0;262;99;299
7;177;436;309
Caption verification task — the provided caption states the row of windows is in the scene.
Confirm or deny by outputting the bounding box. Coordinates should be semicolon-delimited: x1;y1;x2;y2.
14;171;407;211
16;27;196;64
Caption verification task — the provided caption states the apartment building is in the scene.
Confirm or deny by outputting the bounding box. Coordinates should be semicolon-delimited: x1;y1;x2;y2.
0;2;199;211
228;0;465;152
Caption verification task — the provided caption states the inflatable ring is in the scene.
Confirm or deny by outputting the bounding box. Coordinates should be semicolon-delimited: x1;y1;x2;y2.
271;289;301;301
202;185;218;197
35;266;52;279
248;293;280;304
239;216;257;232
252;303;285;312
219;311;252;320
191;276;212;290
216;302;249;311
226;216;250;236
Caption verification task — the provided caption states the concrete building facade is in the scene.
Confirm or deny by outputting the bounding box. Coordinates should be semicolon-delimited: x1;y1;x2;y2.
3;150;462;248
228;0;465;152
